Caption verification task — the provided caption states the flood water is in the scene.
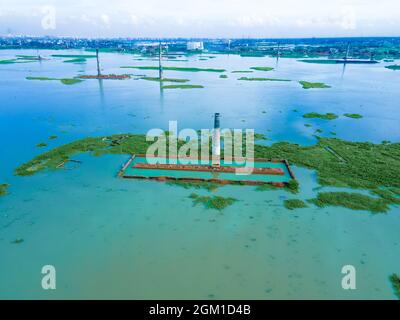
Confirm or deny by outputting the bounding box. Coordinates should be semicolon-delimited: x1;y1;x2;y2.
0;50;399;299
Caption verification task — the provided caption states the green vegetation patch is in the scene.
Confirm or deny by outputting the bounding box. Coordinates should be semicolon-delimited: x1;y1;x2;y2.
250;67;274;71
51;54;96;59
389;274;400;299
49;135;58;140
238;77;291;82
162;85;204;89
140;76;189;83
303;112;338;120
60;78;84;85
121;66;225;73
15;135;400;204
189;193;237;211
307;192;391;213
219;75;228;79
344;113;363;119
167;180;219;191
63;58;87;64
231;70;253;73
299;81;331;89
298;59;337;64
36;142;48;148
284;199;308;210
0;59;35;64
385;65;400;70
0;184;10;197
26;76;83;85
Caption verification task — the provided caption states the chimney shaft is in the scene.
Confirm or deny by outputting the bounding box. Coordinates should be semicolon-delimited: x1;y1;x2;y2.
212;113;221;167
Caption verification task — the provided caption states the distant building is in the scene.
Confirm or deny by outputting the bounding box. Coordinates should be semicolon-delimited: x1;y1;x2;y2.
187;41;204;51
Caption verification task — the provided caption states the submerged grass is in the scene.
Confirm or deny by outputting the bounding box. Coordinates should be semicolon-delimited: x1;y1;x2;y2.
250;67;274;71
140;77;189;83
0;184;9;197
389;274;400;299
298;59;337;64
26;76;83;85
162;84;204;89
284;199;308;210
121;66;225;73
344;113;363;119
189;193;237;211
238;77;291;82
166;180;219;191
385;65;400;70
51;54;96;59
303;112;338;120
299;81;331;89
307;192;391;213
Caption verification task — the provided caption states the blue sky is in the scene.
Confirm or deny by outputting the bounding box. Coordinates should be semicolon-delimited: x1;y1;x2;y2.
0;0;399;38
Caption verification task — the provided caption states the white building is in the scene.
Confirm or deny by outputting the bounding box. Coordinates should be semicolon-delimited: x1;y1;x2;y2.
186;41;204;51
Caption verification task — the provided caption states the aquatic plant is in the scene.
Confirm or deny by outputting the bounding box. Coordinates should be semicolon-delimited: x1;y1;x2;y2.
298;59;337;64
344;113;363;119
140;77;189;83
162;85;204;89
26;77;83;85
36;142;47;148
250;67;274;71
219;75;228;79
303;112;338;120
189;193;237;211
238;77;291;82
51;54;96;59
390;274;400;299
307;192;391;213
166;180;219;191
284;199;308;210
49;135;58;140
60;78;83;85
385;65;400;70
285;180;300;194
11;238;24;244
299;81;331;89
231;70;253;73
0;59;34;64
121;66;226;73
63;58;87;64
0;184;9;197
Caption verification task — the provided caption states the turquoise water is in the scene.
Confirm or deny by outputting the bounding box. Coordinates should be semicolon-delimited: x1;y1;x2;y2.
124;157;291;183
0;50;399;299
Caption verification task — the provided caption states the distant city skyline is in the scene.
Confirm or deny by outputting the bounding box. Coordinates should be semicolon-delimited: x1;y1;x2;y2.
1;0;400;38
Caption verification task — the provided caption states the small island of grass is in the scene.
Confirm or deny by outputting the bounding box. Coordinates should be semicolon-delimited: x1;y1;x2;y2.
299;81;331;89
26;76;83;85
36;142;48;148
238;77;291;82
303;112;338;120
167;180;219;191
231;70;253;73
385;65;400;71
389;274;400;299
298;59;337;64
0;184;9;197
189;193;237;211
344;113;363;119
219;75;228;79
162;84;204;89
284;199;308;210
250;67;274;71
121;66;226;73
307;192;391;213
140;77;189;83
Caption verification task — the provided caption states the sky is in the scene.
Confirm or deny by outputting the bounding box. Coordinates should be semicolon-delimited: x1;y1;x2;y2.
0;0;399;38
